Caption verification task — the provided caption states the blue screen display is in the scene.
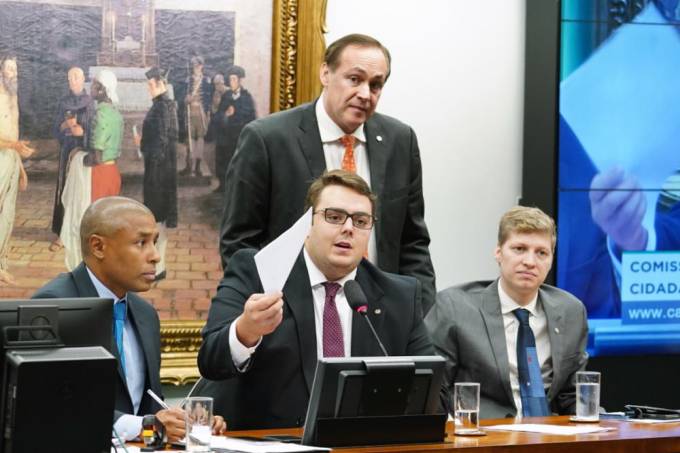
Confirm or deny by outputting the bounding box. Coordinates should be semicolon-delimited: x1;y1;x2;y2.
557;0;680;356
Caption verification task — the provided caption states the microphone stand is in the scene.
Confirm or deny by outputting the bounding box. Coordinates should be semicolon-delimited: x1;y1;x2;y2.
357;307;388;356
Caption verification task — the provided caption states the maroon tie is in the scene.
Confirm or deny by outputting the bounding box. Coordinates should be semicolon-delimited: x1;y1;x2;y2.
321;282;344;357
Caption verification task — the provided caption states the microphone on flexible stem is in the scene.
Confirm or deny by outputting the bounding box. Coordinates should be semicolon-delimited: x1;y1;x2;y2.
344;280;388;357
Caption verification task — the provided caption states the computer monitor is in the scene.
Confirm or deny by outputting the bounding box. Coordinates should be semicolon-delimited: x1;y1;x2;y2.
0;298;114;453
3;346;116;453
302;355;446;447
0;298;113;359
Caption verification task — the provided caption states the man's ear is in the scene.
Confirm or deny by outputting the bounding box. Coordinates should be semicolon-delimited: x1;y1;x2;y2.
89;234;106;260
319;63;330;87
494;245;501;265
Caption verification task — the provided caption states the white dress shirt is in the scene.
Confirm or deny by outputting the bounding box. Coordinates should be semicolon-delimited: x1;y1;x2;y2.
315;95;377;263
498;280;553;415
229;248;356;366
304;248;355;358
86;267;147;441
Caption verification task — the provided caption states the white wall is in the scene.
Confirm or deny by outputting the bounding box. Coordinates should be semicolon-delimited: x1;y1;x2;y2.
325;0;526;289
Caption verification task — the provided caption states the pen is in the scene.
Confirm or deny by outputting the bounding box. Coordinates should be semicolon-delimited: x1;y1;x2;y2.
146;389;170;410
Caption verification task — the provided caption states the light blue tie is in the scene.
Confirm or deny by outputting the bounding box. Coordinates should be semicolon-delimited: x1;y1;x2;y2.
113;300;127;375
514;308;550;417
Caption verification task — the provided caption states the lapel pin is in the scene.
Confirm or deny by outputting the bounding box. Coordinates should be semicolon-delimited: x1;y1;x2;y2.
376;135;383;142
554;327;560;334
374;308;382;315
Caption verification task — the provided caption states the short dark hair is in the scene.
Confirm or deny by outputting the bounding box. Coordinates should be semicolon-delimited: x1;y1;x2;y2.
226;65;246;79
324;34;391;79
305;170;377;216
145;67;168;83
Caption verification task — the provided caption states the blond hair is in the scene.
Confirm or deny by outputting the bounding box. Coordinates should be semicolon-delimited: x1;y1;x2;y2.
497;206;556;250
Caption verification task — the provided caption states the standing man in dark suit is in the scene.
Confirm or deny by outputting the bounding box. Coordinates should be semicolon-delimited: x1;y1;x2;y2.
200;170;434;429
219;33;436;313
425;206;588;419
134;67;179;282
213;65;256;194
179;56;211;177
32;197;214;441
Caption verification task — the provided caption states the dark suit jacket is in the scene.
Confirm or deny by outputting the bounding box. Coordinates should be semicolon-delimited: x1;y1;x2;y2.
558;114;680;319
424;280;588;419
141;92;179;227
219;100;436;313
197;248;434;430
32;262;164;422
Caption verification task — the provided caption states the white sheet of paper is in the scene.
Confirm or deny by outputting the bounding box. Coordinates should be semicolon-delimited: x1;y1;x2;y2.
484;423;614;435
560;2;680;189
255;208;312;293
211;436;330;452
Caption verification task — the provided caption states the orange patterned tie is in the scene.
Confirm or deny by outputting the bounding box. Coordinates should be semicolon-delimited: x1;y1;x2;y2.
340;134;368;259
340;135;357;173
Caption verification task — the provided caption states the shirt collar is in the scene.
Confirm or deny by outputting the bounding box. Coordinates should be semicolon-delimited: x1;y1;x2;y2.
85;265;127;304
315;93;366;144
303;247;357;288
498;278;540;317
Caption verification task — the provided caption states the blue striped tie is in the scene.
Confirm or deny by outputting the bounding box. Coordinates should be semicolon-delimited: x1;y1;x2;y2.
113;300;127;375
514;308;550;416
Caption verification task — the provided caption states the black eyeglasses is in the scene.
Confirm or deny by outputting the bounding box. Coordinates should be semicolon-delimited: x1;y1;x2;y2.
314;208;376;230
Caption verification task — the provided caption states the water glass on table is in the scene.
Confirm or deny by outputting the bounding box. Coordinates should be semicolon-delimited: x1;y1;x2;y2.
453;382;483;435
576;371;601;422
185;396;213;452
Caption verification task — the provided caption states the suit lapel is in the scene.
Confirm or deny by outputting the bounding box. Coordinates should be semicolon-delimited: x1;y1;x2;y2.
72;263;99;297
541;290;565;401
282;252;318;393
364;118;387;197
364;119;387;242
351;262;386;356
297;101;326;178
73;263;130;404
479;281;514;407
127;294;157;395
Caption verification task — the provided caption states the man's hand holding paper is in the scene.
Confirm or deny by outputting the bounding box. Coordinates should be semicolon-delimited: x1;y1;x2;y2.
235;292;284;347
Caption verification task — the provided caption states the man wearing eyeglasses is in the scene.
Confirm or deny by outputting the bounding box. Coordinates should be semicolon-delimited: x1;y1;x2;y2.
198;170;434;430
219;33;435;314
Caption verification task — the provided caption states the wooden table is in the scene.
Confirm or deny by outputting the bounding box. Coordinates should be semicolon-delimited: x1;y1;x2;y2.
221;416;680;452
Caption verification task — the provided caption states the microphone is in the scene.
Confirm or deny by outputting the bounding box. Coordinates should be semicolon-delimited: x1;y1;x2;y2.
344;280;388;356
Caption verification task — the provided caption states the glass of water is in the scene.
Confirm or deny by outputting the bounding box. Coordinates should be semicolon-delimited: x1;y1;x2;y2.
453;382;481;435
576;371;601;421
185;396;213;452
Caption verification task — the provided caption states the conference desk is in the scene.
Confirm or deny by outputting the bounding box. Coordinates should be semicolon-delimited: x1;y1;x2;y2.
219;416;680;452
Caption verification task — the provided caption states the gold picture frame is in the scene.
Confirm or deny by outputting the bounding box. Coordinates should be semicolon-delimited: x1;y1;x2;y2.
159;0;327;385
